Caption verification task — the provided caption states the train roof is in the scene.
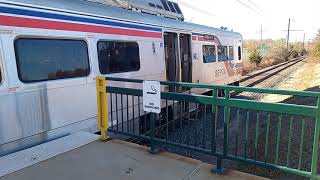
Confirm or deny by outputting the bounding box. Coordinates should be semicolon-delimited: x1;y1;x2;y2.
0;0;242;38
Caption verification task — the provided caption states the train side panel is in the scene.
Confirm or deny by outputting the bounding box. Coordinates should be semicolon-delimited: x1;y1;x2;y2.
0;1;241;156
0;22;164;156
192;34;243;86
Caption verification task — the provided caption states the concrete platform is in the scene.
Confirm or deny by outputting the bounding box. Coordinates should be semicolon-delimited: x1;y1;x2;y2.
1;139;269;180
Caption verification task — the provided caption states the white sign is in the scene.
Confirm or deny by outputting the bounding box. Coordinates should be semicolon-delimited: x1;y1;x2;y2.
143;81;161;114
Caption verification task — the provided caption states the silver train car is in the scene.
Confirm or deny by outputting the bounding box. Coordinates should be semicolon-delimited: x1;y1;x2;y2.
0;0;243;156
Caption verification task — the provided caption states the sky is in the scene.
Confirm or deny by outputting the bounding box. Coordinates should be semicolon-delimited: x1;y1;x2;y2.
176;0;320;42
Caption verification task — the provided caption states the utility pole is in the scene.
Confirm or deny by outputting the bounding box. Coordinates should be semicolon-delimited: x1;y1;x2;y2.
260;24;263;43
282;19;303;50
287;18;291;50
259;24;264;55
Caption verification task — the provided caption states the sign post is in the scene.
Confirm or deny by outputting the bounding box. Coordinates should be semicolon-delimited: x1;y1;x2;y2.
143;80;161;154
143;81;161;114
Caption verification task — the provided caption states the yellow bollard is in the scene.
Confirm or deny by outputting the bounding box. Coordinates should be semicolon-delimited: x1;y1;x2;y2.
96;76;109;141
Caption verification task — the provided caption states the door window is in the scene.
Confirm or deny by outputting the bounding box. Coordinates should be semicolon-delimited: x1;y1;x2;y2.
97;41;140;74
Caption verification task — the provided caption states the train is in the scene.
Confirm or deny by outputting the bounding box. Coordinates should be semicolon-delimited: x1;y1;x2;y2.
0;0;243;156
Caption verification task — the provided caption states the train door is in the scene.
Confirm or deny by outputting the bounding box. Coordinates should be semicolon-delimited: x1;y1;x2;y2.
179;34;192;83
164;32;179;83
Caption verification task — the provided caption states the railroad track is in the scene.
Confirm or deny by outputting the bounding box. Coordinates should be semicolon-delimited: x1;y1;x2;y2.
240;56;306;88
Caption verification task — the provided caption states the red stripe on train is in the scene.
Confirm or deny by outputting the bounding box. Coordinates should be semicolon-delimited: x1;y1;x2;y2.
192;36;220;43
0;15;162;38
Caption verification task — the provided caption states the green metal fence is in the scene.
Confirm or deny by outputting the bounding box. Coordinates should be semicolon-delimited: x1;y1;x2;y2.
97;76;320;180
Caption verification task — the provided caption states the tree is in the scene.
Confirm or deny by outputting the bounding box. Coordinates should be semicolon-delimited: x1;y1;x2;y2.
311;29;320;58
249;48;263;65
315;29;320;42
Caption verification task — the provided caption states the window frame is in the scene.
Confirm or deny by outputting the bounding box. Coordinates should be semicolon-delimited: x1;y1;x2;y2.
97;40;141;75
14;37;91;83
202;45;217;63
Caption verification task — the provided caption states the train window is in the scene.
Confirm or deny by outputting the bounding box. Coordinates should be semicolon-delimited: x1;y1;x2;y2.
14;38;90;83
218;46;228;61
203;45;216;63
238;46;242;60
98;41;140;74
229;46;234;60
218;46;222;61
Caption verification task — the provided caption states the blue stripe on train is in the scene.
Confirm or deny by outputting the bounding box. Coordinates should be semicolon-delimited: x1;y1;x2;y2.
0;6;162;32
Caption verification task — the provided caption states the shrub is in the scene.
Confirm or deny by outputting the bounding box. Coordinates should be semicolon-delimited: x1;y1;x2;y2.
249;49;263;65
311;29;320;58
300;48;307;56
289;43;306;58
267;47;290;62
312;42;320;57
289;48;299;58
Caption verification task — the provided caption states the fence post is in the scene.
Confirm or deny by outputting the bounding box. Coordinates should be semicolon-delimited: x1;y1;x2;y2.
96;76;109;141
223;89;230;156
310;98;320;180
150;113;160;154
211;156;224;175
212;89;217;153
211;89;224;174
149;113;160;154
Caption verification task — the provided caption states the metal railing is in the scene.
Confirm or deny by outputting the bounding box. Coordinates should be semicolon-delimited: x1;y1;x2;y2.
96;76;320;180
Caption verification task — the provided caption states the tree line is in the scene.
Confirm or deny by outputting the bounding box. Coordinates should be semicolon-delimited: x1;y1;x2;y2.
244;38;307;65
310;29;320;58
